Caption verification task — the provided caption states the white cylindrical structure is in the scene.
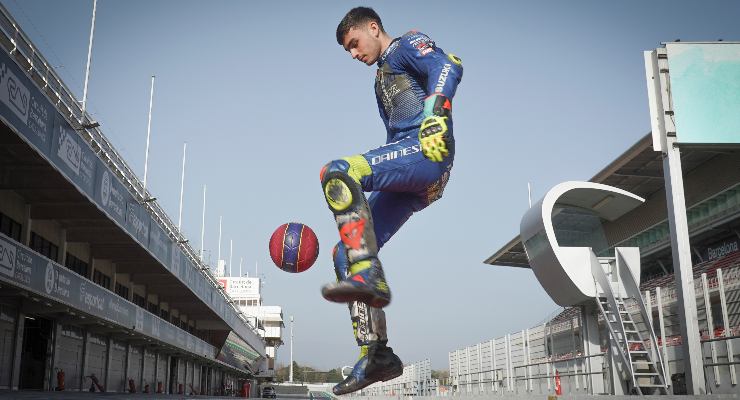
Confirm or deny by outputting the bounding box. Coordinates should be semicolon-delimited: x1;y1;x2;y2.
289;316;294;382
178;142;187;231
143;75;155;192
81;0;97;115
217;216;223;264
200;185;207;261
228;239;233;277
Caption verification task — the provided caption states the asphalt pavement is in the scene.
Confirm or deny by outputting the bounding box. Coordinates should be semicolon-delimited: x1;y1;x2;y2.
0;390;270;399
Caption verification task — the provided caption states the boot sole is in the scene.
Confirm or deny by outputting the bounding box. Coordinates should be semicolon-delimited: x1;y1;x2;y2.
332;365;403;396
322;285;390;308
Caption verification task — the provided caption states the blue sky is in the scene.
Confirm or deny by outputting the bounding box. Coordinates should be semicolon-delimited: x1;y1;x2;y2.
5;0;740;370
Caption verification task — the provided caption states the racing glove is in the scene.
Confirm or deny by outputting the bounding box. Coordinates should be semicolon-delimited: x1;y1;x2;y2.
419;94;452;163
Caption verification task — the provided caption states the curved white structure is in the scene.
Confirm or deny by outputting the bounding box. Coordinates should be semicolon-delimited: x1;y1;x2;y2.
520;181;644;306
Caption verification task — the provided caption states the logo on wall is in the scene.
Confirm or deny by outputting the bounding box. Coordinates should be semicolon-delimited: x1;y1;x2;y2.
0;63;30;124
79;281;87;304
101;171;111;207
170;244;181;273
44;262;56;294
0;235;17;277
135;308;144;332
57;127;81;175
152;317;160;338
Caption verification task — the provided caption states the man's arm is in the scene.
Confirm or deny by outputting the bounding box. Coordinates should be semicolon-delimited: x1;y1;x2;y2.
396;31;463;106
396;32;463;162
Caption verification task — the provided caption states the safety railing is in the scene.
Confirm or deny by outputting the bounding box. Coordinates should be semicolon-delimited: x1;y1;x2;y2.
0;3;254;329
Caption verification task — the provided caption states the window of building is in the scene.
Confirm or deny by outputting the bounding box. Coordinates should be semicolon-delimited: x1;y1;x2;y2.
30;232;58;262
148;302;158;314
114;282;129;299
160;309;169;321
0;212;22;242
65;253;89;278
92;270;111;290
132;293;146;308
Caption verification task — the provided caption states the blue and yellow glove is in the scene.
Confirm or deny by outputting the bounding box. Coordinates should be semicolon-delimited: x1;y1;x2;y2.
419;94;452;163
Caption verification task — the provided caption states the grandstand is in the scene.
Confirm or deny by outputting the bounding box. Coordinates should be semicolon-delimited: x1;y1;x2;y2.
451;132;740;395
0;2;267;395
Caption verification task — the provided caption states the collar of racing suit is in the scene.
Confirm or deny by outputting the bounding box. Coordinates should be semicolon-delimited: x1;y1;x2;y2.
377;38;401;67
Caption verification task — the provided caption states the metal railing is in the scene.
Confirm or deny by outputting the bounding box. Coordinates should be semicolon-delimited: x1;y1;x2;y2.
0;3;254;331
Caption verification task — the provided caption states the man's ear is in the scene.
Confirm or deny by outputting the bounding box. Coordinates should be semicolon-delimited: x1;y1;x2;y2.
368;21;380;38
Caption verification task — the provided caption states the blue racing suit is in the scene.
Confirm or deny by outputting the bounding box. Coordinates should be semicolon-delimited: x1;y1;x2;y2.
360;30;463;247
321;31;463;392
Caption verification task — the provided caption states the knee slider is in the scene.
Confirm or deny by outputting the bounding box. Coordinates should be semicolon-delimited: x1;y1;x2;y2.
320;156;370;213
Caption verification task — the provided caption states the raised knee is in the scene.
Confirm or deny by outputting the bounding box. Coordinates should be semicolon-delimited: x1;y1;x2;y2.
320;159;350;183
320;156;371;214
320;156;371;185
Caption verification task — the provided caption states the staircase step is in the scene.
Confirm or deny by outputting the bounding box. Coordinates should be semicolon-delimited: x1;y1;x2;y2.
638;384;667;388
630;350;649;355
634;372;659;376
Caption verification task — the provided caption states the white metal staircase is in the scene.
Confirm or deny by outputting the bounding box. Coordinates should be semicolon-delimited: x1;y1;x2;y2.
592;253;669;395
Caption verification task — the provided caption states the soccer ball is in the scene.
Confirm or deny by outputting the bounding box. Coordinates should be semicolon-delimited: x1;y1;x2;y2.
269;223;319;273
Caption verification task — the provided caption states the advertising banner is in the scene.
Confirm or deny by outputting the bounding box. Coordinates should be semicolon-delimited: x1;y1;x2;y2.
95;169;129;228
219;277;260;297
0;50;54;155
217;331;262;371
666;42;740;145
147;219;171;269
705;237;739;262
0;47;262;354
0;232;217;358
125;201;150;245
51;112;97;195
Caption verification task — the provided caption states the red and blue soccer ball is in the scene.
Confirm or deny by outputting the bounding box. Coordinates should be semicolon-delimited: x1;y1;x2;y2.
269;223;319;273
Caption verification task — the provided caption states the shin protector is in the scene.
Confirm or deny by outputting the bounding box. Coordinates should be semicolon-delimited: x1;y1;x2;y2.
321;157;391;308
332;242;388;345
321;157;378;262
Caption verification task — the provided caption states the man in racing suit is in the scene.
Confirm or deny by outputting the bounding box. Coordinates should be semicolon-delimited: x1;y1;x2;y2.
320;7;462;395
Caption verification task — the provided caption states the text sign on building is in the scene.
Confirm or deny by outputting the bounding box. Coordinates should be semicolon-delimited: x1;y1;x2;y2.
705;237;739;262
218;277;260;297
666;42;740;145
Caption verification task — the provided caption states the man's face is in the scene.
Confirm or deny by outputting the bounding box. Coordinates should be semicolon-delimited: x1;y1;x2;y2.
342;22;382;66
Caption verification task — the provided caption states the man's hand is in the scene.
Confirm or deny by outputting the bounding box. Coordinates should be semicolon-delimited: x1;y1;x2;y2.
419;115;449;162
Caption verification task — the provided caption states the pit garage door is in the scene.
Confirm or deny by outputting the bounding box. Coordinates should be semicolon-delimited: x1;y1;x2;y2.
85;333;107;387
55;325;83;391
177;358;185;390
192;363;201;394
128;346;142;390
0;305;16;389
143;350;156;390
108;340;126;392
156;354;167;389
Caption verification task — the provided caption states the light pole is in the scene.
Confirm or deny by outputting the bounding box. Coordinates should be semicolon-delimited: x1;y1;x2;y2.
199;185;206;262
81;0;97;116
142;75;155;193
177;142;187;231
289;315;294;383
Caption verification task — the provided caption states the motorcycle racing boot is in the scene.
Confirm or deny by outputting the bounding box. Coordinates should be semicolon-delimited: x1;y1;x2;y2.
322;258;391;308
333;342;403;396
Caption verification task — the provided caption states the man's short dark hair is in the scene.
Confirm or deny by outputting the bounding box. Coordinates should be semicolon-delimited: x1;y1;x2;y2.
336;7;384;45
